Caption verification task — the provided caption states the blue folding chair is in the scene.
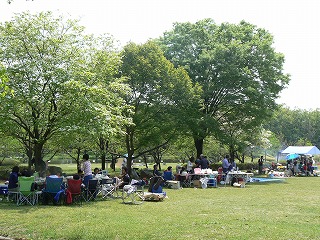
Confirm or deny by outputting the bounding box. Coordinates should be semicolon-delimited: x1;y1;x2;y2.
42;177;64;205
84;179;99;202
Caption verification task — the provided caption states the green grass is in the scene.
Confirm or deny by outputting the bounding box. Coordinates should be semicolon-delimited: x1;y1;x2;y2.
1;176;320;240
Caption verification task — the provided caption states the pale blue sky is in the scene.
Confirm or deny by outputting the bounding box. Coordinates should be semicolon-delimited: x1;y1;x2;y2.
1;0;319;110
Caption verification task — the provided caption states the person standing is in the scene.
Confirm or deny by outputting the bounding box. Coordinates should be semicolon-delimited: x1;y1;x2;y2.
222;155;230;174
121;157;127;170
200;155;210;169
81;154;92;187
187;157;194;173
258;156;264;174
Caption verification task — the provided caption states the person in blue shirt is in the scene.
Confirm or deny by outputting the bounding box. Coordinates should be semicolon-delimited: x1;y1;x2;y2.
200;155;210;169
163;166;174;180
222;155;230;174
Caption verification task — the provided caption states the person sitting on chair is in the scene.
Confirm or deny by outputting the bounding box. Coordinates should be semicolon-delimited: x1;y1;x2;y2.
118;167;130;189
163;166;174;181
47;169;59;178
153;164;161;177
93;167;101;179
73;169;83;180
8;166;20;192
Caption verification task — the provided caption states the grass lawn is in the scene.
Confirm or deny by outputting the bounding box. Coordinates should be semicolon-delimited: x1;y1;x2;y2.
0;175;320;240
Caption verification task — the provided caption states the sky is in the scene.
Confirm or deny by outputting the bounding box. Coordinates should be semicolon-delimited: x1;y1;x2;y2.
1;0;319;110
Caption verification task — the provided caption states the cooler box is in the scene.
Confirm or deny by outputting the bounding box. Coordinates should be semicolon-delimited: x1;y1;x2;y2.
207;178;217;188
193;180;201;188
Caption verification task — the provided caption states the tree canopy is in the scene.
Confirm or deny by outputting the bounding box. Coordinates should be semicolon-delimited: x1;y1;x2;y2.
159;19;290;158
119;41;200;172
0;12;128;172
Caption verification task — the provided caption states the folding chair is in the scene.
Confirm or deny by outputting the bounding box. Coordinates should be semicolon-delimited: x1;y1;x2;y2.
11;176;41;206
121;180;145;205
16;176;33;205
178;175;191;188
100;178;119;200
66;179;83;205
84;179;99;202
42;177;64;205
7;187;19;203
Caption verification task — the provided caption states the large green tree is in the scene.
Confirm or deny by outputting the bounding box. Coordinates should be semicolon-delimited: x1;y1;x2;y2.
120;41;200;174
159;19;290;157
0;12;127;173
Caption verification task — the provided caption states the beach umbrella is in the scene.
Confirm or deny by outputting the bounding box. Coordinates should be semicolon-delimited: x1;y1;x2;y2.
286;153;300;160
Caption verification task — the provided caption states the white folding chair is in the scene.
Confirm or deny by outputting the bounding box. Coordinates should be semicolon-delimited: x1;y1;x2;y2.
100;178;119;200
121;180;145;205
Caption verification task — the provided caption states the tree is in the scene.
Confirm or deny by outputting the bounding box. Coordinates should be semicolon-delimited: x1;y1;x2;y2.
84;36;131;171
159;19;290;157
0;12;128;173
120;41;200;174
266;106;320;147
0;135;23;165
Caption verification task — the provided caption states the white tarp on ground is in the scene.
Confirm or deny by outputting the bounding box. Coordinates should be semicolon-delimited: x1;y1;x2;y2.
281;146;320;155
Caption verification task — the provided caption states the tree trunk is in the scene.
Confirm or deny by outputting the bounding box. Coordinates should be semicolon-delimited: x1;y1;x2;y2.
194;138;203;158
111;155;116;171
76;147;81;170
25;144;33;171
34;142;45;174
229;144;236;162
98;137;108;170
125;127;135;175
241;153;245;163
143;154;148;169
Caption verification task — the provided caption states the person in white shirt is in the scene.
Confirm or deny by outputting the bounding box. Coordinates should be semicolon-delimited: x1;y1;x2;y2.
187;157;194;173
81;154;92;187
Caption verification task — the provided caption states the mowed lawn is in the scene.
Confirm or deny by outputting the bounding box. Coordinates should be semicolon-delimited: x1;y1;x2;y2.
0;176;319;240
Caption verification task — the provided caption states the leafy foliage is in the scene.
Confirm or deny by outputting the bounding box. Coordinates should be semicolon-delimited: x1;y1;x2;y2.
266;106;320;147
0;12;129;172
159;19;290;157
120;41;200;172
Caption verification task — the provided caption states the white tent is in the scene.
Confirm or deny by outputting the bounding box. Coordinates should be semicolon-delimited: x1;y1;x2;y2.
281;146;320;155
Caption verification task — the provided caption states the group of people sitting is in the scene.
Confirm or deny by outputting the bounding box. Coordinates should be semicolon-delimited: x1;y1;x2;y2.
287;157;316;176
7;153;239;203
